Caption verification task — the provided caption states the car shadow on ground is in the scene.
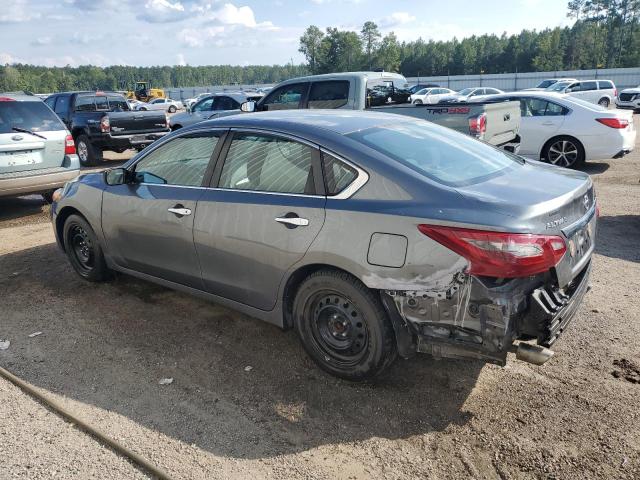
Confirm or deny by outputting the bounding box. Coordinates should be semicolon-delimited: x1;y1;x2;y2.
595;214;640;263
0;196;48;223
581;161;610;175
0;243;483;460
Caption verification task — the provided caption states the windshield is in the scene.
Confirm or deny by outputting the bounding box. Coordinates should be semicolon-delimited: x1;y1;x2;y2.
536;80;557;88
547;82;571;92
457;88;474;96
0;100;65;133
347;121;521;187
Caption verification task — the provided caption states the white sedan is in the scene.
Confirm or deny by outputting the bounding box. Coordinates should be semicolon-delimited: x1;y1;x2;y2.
484;92;635;168
409;87;455;104
136;98;182;113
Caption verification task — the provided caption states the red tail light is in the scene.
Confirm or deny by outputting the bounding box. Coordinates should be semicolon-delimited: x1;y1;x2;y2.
64;134;76;155
100;116;111;133
596;117;628;129
614;89;618;97
0;96;16;102
469;113;487;139
418;225;567;278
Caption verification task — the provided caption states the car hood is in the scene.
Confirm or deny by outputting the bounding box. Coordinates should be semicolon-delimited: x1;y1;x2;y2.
456;159;593;233
620;87;640;94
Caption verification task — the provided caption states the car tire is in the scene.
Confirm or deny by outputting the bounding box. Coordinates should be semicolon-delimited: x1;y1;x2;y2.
542;136;585;169
598;97;610;108
63;214;111;282
75;135;102;167
139;107;147;111
293;269;397;381
413;100;423;105
42;190;55;204
168;105;176;113
171;124;182;131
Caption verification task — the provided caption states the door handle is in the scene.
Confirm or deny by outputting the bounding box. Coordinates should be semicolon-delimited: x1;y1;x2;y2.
168;206;192;216
542;121;555;126
275;216;309;227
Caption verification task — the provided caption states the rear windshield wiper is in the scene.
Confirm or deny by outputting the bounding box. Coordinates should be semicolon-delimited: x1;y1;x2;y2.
12;126;47;140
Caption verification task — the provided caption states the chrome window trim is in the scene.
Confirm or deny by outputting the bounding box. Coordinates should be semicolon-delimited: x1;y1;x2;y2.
319;148;369;200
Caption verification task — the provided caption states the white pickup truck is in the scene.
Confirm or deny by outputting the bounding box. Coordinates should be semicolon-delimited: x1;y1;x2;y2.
240;71;521;151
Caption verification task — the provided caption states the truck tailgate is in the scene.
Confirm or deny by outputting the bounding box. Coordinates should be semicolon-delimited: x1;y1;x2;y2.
108;111;169;136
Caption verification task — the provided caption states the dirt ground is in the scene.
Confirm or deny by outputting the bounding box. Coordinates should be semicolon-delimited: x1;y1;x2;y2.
1;121;639;479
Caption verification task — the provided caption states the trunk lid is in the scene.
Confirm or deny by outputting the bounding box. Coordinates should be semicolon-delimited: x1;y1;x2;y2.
108;110;169;136
0;100;68;174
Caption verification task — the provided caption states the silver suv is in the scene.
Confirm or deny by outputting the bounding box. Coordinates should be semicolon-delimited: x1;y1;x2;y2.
0;92;80;202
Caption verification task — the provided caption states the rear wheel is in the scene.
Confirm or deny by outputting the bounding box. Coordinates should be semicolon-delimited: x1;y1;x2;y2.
542;136;585;169
63;214;111;282
168;105;177;113
42;190;55;204
139;107;147;111
413;99;423;105
598;97;610;108
293;269;397;381
76;135;102;167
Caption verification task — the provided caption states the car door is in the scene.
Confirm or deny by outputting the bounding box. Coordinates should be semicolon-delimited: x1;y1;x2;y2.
515;97;566;157
101;130;224;288
191;96;215;122
257;83;309;111
194;131;326;310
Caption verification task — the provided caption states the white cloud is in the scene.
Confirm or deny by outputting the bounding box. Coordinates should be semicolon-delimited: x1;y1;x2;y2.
176;53;187;66
138;0;186;23
379;12;416;28
30;37;53;46
0;0;40;23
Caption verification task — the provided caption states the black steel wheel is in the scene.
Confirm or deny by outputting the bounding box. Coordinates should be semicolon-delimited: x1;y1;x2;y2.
542;136;585;169
63;214;111;282
293;269;397;381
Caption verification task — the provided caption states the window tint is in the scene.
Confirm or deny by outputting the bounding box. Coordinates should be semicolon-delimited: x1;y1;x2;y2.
54;96;70;116
486;88;501;94
219;134;315;194
108;95;129;111
308;81;349;109
44;96;56;109
0;101;65;133
322;152;357;195
75;95;96;112
95;95;109;111
261;83;307;111
520;98;566;117
599;80;614;90
579;81;598;91
134;133;218;187
213;96;239;111
193;97;214;112
347;121;520;187
544;101;566;116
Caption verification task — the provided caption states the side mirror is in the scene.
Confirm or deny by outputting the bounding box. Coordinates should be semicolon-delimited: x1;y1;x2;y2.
241;101;256;113
104;167;130;186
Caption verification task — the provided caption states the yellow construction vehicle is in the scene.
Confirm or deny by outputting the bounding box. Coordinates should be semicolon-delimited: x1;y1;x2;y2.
124;81;166;103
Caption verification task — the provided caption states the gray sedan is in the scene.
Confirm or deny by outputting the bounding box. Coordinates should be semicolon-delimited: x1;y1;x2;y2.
51;110;595;380
170;92;263;130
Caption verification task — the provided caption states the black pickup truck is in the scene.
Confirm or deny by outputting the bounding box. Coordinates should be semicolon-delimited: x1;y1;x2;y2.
45;91;170;166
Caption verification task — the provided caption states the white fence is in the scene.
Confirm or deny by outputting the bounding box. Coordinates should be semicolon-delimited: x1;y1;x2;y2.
164;67;640;100
407;67;640;91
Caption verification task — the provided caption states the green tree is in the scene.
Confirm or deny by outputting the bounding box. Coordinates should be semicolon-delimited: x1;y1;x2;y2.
298;25;325;74
375;32;401;72
360;21;381;70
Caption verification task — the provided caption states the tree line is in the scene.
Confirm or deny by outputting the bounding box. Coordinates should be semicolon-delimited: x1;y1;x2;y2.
1;1;638;94
299;0;640;76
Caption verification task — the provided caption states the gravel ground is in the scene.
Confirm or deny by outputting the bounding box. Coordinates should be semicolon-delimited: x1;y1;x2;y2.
1;121;639;479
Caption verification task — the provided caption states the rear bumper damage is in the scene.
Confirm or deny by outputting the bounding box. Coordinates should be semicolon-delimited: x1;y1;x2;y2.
382;261;591;366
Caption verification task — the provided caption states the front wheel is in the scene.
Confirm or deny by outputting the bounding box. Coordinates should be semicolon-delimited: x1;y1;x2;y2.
293;269;397;381
138;107;147;111
413;100;423;105
63;214;111;282
168;105;176;113
542;136;585;169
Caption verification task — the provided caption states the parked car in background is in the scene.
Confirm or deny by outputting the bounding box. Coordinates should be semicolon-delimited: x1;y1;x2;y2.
481;92;635;168
409;87;455;104
170;92;264;130
238;72;520;151
0;92;79;202
182;92;211;109
437;87;504;103
524;78;577;91
408;83;440;94
136;97;182;113
616;85;640;112
126;98;144;110
546;80;617;107
45;91;170;166
52;110;596;380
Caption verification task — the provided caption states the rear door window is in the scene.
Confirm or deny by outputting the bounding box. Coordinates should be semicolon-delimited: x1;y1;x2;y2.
308;81;349;109
74;95;96;112
213;96;239;111
193;97;214;112
598;80;614;90
0;100;66;133
322;152;358;195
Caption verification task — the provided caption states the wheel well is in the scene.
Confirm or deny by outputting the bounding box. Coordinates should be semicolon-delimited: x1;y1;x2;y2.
540;135;584;161
55;206;84;252
281;264;360;329
71;128;85;140
171;124;182;131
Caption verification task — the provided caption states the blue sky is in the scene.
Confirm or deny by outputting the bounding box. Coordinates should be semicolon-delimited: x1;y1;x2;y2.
0;0;572;67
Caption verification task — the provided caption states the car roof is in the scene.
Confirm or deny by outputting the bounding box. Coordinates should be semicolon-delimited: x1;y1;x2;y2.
195;109;416;136
274;71;407;84
0;92;42;102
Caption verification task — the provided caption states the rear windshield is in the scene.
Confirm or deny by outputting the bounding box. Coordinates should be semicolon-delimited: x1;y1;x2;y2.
347;121;521;187
0;100;65;133
536;80;557;88
75;94;130;112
